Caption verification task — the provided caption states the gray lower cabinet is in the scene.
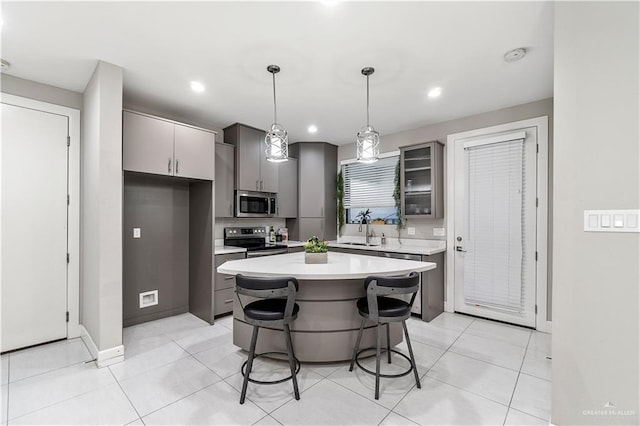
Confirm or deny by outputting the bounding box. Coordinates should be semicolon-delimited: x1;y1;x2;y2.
215;143;235;217
288;246;304;253
420;252;445;321
123;110;215;180
329;247;379;257
277;158;298;218
214;252;245;316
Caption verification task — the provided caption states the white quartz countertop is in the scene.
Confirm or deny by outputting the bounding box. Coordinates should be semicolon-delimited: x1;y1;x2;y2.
328;238;446;256
214;246;247;255
217;252;436;280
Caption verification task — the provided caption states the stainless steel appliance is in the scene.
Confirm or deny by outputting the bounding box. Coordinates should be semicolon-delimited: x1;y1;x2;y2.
235;191;277;218
380;252;423;315
224;227;288;258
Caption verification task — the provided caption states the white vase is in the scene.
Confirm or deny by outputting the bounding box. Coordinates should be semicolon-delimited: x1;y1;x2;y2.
305;252;328;264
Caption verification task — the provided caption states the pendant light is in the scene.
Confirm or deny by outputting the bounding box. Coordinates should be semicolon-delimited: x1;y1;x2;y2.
356;67;380;163
265;64;288;162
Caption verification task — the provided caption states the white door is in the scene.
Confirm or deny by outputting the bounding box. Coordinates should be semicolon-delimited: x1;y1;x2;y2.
1;103;69;352
453;128;538;327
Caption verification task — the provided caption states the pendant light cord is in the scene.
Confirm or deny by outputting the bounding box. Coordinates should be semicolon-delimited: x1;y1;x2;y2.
272;72;278;124
366;74;370;127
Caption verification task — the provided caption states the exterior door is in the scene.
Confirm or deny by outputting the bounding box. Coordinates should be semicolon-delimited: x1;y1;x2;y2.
1;103;69;351
453;127;538;327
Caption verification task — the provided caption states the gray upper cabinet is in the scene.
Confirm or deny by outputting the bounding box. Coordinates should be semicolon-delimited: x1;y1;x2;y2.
224;123;278;192
123;110;215;180
400;141;444;219
123;111;175;176
215;143;235;218
174;124;215;180
298;143;325;217
277;158;298;218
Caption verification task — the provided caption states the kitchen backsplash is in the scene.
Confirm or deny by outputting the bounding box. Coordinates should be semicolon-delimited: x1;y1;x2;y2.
340;217;446;241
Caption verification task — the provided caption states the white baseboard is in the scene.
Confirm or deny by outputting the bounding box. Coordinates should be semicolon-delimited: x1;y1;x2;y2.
80;326;124;368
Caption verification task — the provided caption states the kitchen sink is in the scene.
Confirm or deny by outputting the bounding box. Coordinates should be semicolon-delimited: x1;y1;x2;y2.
339;242;379;247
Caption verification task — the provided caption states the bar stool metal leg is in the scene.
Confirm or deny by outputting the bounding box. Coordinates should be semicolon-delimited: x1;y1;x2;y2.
402;320;421;389
284;324;300;400
349;318;366;371
386;323;392;364
240;325;260;404
375;323;382;400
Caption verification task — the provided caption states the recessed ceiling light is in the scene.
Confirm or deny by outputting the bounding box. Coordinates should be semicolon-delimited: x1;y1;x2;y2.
308;125;318;134
427;87;442;98
190;81;205;93
504;47;527;63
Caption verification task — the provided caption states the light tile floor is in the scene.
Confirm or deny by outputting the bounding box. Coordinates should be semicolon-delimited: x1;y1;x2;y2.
0;312;551;425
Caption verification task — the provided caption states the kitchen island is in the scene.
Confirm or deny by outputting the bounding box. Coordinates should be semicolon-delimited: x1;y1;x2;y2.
217;252;436;362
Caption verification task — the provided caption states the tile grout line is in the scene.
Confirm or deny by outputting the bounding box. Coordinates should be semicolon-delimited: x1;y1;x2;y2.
387;317;477;418
107;366;144;423
502;331;533;425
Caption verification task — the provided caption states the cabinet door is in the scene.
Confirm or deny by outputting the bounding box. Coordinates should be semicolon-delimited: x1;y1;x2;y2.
298;218;325;241
174;124;215;180
277;158;298;217
298;144;325;217
260;141;279;193
123;111;174;176
236;126;262;191
215;143;235;217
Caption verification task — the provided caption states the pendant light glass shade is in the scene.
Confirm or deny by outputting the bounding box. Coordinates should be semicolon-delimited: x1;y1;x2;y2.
356;67;379;163
265;65;288;163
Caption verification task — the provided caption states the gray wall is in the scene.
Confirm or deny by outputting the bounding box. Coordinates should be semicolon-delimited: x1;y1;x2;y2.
552;3;639;425
123;174;190;326
81;61;124;352
0;73;83;110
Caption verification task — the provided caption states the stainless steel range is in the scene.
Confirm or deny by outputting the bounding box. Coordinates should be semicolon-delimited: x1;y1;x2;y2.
224;227;289;258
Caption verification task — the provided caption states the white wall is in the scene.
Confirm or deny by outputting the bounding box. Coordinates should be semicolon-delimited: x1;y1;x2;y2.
81;61;124;361
552;3;639;425
0;74;83;110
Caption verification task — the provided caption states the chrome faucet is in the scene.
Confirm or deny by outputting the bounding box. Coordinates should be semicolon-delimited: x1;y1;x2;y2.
365;222;375;246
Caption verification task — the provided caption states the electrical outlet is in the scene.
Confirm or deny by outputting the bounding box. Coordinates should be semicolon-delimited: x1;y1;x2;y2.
407;227;416;236
133;228;141;239
139;290;158;308
433;228;446;237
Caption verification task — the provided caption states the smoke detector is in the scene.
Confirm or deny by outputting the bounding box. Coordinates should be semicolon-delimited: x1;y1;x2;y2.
504;48;527;63
0;59;10;70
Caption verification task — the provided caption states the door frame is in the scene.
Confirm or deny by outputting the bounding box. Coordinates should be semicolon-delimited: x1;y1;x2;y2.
445;116;550;332
1;93;81;339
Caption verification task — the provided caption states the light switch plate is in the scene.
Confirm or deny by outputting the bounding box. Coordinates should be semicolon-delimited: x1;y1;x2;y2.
133;228;141;238
407;227;416;236
584;209;640;232
433;227;446;237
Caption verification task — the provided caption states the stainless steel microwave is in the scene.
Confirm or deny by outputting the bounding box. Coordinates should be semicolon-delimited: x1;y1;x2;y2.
235;191;277;217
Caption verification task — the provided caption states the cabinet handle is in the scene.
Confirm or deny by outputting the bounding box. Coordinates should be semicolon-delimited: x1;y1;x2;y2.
176;159;179;174
168;158;172;173
321;207;324;217
260;180;264;191
224;276;234;280
224;299;233;304
256;180;259;190
229;203;233;216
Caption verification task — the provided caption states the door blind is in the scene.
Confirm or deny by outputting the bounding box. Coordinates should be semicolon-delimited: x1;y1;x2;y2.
343;155;398;208
463;138;527;313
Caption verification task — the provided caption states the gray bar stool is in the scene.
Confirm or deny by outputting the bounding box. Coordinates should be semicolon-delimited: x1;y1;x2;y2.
235;274;300;404
349;272;421;400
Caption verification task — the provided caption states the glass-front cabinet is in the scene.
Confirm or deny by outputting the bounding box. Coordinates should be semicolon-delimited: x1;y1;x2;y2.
400;141;444;219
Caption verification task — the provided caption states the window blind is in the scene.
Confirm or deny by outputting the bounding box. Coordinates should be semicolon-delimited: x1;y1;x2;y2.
462;138;528;313
343;155;398;209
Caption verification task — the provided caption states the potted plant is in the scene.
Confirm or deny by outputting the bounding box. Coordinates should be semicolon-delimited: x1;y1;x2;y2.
336;171;345;236
304;236;329;264
393;161;406;240
356;208;372;224
371;217;386;225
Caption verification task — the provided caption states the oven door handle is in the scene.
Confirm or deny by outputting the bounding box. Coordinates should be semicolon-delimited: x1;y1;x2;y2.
246;249;288;258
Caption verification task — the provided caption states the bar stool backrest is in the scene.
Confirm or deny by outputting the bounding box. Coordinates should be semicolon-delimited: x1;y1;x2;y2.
364;272;420;322
235;274;299;322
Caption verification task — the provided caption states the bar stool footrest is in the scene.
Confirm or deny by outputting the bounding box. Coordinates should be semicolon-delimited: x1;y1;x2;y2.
355;348;415;379
241;351;301;385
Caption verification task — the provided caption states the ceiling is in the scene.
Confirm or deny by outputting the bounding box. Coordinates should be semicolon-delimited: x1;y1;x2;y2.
0;1;553;144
